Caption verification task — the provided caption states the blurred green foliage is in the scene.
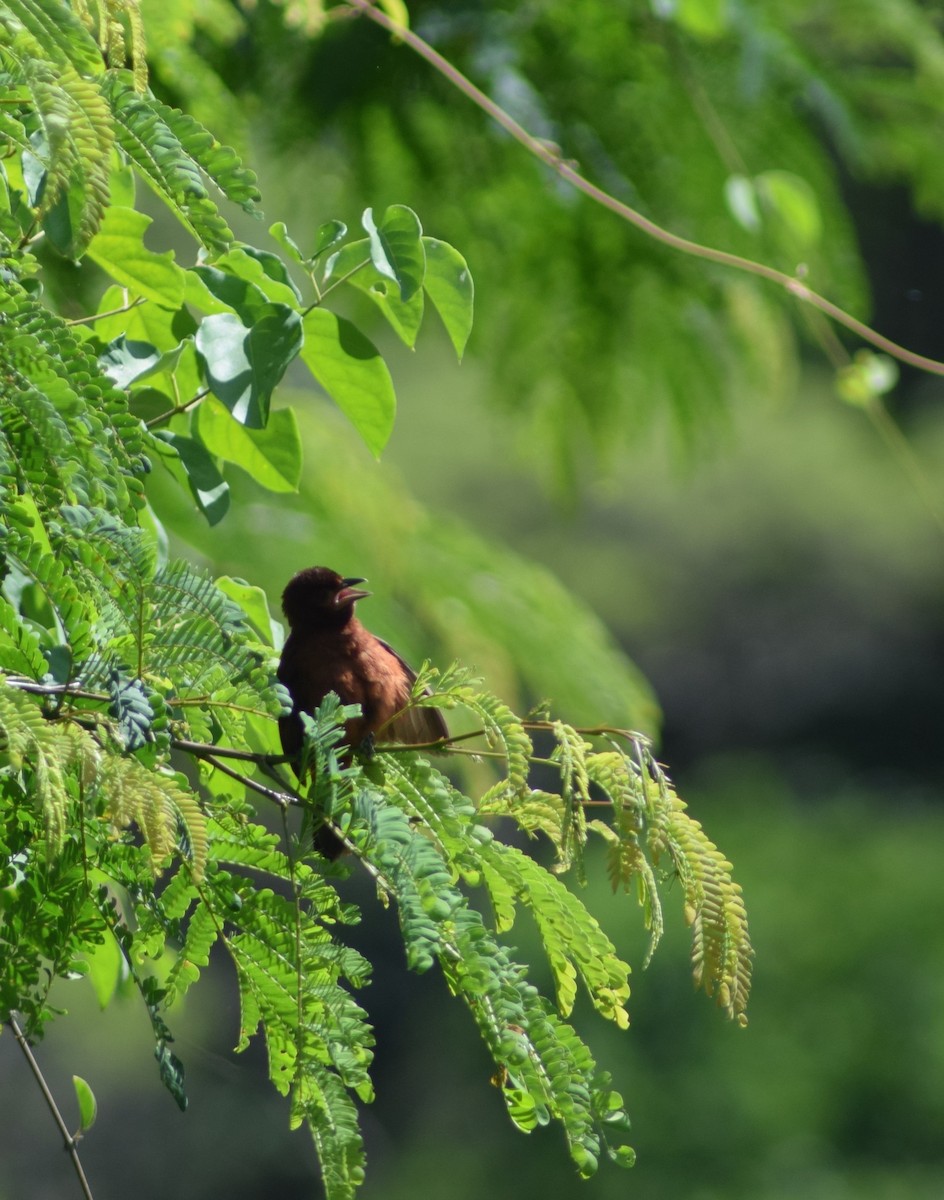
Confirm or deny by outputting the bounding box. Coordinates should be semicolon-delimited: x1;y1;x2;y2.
146;0;944;486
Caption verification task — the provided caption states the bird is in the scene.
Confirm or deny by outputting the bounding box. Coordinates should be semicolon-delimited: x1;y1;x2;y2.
277;565;448;854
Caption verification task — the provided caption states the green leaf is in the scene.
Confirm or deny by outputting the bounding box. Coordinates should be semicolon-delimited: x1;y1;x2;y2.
92;284;197;349
313;219;348;259
300;309;396;457
236;244;303;302
42;179;95;261
193;396;303;493
192;265;271;325
361;205;425;301
378;0;410;31
422;237;474;360
99;338;161;389
83;931;123;1009
215;576;278;645
269;221;305;264
724;174;761;233
195;305;303;428
327;239;424;348
99;336;189;390
72;1076;97;1134
197;247;301;314
675;0;729;38
152;430;230;525
755;170;822;249
85;207;186;307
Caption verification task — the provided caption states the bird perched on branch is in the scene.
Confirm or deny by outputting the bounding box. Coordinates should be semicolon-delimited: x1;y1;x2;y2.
277;566;448;853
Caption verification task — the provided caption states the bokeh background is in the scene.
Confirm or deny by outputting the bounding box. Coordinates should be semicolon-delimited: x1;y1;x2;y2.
5;1;944;1197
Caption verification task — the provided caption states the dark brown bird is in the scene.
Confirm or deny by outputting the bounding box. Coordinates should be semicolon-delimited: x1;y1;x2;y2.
277;566;448;852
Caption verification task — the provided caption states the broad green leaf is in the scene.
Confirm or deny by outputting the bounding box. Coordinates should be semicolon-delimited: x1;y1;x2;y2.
194;305;303;428
72;1076;97;1134
236;244;303;302
108;160;135;209
99;336;189;389
755;170;822;249
313;219;348;259
93;284;197;349
83;929;123;1009
152;430;230;525
193;396;303;493
192;265;272;325
85;207;186;307
99;338;161;389
361;205;425;301
183;269;238;316
269;221;305;264
328;239;424;347
208;246;301;308
300;308;396;457
422;237;474;360
216;575;278;645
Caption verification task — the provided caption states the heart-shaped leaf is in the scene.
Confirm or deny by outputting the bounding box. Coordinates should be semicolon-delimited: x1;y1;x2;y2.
362;205;425;301
422;237;474;360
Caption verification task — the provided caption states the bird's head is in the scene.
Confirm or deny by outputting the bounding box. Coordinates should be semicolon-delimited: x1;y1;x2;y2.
281;566;371;629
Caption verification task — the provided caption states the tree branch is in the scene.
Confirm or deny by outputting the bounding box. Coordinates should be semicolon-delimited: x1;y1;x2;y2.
7;1016;95;1200
346;0;944;379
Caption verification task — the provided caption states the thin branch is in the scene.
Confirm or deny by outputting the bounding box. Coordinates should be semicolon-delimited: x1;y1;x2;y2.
4;677;109;704
170;737;291;766
183;744;301;809
66;296;146;327
145;389;210;429
347;0;944;379
304;255;372;311
7;1016;95;1200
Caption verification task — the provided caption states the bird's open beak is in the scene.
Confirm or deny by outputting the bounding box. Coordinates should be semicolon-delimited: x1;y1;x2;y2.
337;577;371;605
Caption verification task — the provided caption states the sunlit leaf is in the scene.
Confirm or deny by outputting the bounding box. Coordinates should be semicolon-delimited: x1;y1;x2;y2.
85;206;186;307
362;205;425;301
216;575;279;645
99;336;189;390
313;219;348;259
422;237;474;360
194;305;303;428
72;1076;97;1134
153;430;230;525
83;931;123;1009
194;396;303;493
269;221;305;264
755;170;822;249
300;308;396;457
327;239;424;347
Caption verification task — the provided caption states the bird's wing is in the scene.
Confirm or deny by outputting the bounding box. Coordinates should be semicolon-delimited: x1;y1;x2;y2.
374;637;449;745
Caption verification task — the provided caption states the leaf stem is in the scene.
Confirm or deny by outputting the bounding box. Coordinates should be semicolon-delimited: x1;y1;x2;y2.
7;1016;95;1200
304;256;372;312
66;297;146;327
145;389;210;429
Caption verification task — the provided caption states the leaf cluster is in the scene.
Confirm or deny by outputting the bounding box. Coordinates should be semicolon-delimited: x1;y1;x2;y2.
0;3;752;1197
